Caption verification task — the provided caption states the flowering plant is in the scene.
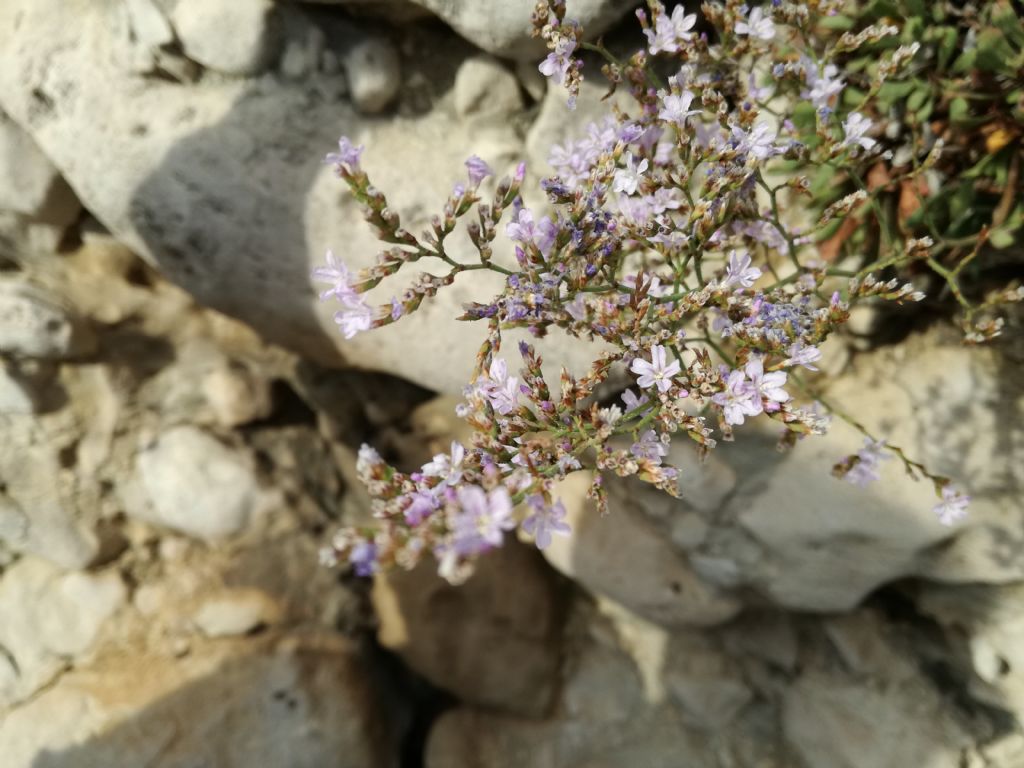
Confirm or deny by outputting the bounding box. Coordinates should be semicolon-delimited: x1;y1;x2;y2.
316;0;976;582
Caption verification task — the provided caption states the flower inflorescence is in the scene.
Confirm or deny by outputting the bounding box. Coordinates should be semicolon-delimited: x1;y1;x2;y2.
314;0;971;583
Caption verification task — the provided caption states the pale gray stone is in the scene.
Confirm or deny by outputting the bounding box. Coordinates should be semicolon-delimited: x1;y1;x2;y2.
132;426;261;541
0;558;125;707
341;36;401;114
171;0;277;76
0;633;383;768
0;280;93;360
454;55;523;118
0;112;79;224
544;472;741;628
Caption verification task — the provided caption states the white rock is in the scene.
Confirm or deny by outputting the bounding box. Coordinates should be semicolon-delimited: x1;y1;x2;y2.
544;472;741;628
0;558;125;707
920;583;1024;717
373;541;561;717
676;329;1024;612
171;0;277;76
0;111;80;223
0;633;384;768
35;569;127;656
514;58;547;102
132;425;261;541
0;437;100;570
0;0;609;396
0;279;92;360
409;0;631;59
124;0;174;51
341;36;401;114
193;589;280;637
783;667;971;768
202;364;273;427
454;55;523;118
0;361;36;413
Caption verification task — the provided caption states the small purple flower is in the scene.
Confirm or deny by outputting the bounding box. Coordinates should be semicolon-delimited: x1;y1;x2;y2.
312;249;360;303
631;429;669;463
842;112;877;151
613;152;649;196
523;496;572;549
465;155;494;186
736;6;775;40
451;485;515;553
784;342;821;371
712;368;762;425
348;540;377;577
644;5;696;54
802;58;845;110
325;136;364;170
536;216;559;258
506;207;536;245
723;250;763;289
404;491;439;526
622;387;650;414
422;441;466;486
733;121;779;160
844;439;890;487
539;38;576;85
744;356;790;409
333;302;373;339
658;90;700;127
934;485;969;526
477;359;520;415
630;344;682;393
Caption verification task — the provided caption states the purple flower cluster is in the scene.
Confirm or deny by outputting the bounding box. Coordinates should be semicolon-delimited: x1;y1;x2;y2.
313;0;969;582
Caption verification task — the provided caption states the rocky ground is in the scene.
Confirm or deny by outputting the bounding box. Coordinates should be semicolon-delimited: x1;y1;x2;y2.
2;1;1024;766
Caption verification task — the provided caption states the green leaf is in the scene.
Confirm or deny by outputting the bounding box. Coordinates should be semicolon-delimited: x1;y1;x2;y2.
907;84;930;112
819;14;855;31
865;0;901;19
917;96;934;122
936;27;959;71
992;3;1024;48
989;228;1016;249
976;28;1016;71
903;0;926;15
949;97;970;123
877;81;916;108
952;49;977;74
842;87;868;107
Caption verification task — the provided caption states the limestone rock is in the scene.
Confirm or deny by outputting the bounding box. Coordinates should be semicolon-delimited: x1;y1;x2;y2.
193;589;282;637
171;0;278;76
0;435;100;570
124;0;174;52
426;610;784;768
0;0;602;396
0;279;93;360
0;111;80;225
0;633;389;768
405;0;631;60
0;558;125;707
782;668;971;768
201;363;274;427
454;55;523;118
341;36;401;114
673;328;1024;612
372;541;562;717
0;361;37;414
543;472;741;628
919;583;1024;719
130;425;262;541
